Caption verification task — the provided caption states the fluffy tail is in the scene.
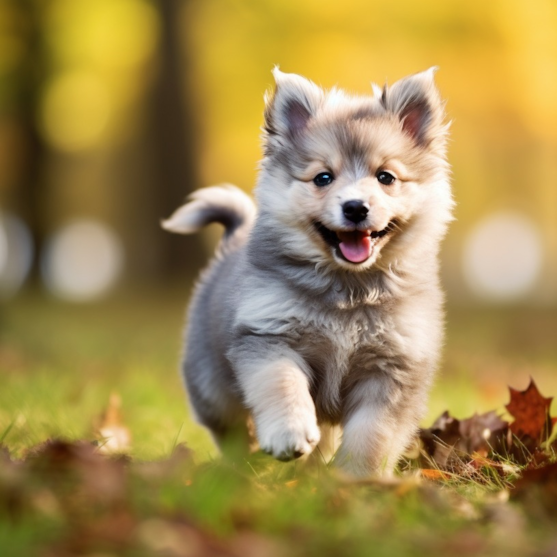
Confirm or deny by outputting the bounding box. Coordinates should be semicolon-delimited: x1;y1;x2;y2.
162;184;256;239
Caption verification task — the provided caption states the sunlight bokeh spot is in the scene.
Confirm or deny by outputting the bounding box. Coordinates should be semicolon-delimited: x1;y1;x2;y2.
0;213;34;298
42;220;124;302
40;71;111;152
462;212;543;302
46;0;159;70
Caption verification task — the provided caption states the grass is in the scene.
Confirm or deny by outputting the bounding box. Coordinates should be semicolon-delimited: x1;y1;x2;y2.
0;288;214;460
1;288;556;556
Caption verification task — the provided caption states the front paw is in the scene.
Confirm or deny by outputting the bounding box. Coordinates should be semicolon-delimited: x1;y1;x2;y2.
256;409;321;461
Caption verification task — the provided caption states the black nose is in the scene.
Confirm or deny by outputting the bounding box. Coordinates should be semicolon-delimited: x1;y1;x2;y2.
342;200;369;224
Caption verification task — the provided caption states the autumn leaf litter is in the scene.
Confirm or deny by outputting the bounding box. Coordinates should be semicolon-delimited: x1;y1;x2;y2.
1;380;557;556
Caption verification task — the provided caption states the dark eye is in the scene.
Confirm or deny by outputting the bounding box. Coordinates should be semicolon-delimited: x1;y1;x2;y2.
376;171;395;185
313;172;334;187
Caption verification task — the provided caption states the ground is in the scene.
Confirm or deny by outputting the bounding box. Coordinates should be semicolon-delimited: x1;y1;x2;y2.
1;288;556;556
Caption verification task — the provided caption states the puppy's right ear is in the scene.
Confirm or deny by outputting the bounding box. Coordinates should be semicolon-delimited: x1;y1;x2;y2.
263;68;323;141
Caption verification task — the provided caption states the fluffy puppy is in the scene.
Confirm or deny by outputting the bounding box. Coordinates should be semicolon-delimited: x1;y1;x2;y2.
163;68;453;478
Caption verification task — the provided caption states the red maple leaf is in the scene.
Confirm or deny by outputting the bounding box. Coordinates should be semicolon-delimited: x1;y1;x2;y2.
505;378;556;443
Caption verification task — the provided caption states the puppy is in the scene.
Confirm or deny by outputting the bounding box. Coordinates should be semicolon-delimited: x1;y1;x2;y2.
163;68;453;478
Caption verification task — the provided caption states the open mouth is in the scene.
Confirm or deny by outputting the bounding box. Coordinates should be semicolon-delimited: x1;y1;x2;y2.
314;221;395;264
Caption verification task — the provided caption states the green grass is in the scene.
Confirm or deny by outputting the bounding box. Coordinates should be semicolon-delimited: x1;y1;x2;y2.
0;288;215;460
1;289;556;556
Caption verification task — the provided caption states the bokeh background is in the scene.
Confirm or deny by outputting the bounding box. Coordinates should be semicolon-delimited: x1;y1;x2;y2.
1;0;556;457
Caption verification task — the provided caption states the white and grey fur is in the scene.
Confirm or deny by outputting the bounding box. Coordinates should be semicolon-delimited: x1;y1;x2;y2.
163;68;453;478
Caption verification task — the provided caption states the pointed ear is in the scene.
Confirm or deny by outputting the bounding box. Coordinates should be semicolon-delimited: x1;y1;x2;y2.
264;68;323;140
382;68;445;147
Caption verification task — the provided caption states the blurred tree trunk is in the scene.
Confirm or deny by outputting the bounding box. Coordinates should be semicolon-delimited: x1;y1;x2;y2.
146;0;206;280
11;0;47;284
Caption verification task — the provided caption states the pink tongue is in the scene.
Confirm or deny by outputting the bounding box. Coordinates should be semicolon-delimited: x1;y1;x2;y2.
337;231;372;263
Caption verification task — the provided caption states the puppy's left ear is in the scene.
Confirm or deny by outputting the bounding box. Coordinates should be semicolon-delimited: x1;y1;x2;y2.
264;68;323;141
382;67;446;148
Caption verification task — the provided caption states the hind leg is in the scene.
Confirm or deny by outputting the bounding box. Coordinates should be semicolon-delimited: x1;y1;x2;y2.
183;354;251;455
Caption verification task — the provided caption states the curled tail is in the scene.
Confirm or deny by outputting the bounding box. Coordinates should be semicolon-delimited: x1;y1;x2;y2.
162;184;256;240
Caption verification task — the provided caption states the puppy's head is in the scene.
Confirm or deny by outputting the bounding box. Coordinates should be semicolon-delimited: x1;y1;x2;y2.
256;68;453;272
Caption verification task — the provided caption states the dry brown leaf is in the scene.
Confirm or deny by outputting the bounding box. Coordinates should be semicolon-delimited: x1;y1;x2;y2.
515;461;557;485
419;410;509;469
96;392;132;454
419;411;461;468
506;378;555;444
27;439;128;505
511;461;557;518
420;379;557;472
459;411;509;455
420;469;450;481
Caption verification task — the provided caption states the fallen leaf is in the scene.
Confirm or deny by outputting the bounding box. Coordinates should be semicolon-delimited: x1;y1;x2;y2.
420;380;557;473
419;411;462;467
420;469;450;481
514;461;557;489
96;392;132;454
27;439;128;506
469;453;498;470
511;462;557;519
44;508;137;556
459;412;509;455
505;378;554;444
419;410;509;469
